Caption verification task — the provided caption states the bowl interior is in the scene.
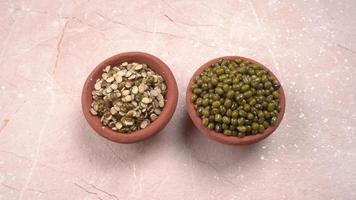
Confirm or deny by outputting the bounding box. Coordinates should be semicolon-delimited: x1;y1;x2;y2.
186;56;286;145
82;52;178;143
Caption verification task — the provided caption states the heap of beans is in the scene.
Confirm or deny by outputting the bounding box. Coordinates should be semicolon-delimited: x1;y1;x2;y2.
90;62;167;133
190;58;281;137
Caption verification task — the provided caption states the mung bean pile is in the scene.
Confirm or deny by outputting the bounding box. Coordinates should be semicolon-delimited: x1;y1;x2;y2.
90;62;167;133
191;58;280;137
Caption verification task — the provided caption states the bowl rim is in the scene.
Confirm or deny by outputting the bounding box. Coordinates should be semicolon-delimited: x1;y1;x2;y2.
186;56;286;145
82;52;178;143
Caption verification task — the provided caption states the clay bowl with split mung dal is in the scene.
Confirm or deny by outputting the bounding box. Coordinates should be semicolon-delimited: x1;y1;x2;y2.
186;56;286;145
82;52;178;143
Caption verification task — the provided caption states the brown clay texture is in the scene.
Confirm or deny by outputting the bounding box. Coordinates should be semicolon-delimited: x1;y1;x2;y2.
82;52;179;143
186;56;286;145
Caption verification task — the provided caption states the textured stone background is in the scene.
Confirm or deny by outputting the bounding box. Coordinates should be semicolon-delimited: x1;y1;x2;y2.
0;0;355;199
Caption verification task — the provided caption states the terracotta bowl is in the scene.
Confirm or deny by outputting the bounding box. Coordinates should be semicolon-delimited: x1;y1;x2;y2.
186;56;286;145
82;52;178;143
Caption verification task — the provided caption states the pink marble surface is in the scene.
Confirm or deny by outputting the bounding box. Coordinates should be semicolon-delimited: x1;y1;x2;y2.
1;0;356;199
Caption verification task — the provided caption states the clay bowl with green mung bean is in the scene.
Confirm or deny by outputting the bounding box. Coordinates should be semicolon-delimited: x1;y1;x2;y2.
186;56;285;145
82;52;178;143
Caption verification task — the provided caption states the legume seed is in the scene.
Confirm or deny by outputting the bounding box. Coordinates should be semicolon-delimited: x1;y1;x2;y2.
142;97;150;104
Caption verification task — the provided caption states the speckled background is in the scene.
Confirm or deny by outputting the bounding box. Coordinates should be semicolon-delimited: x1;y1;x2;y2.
0;0;355;199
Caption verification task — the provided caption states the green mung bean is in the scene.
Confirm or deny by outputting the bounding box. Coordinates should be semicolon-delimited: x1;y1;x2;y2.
191;58;281;137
